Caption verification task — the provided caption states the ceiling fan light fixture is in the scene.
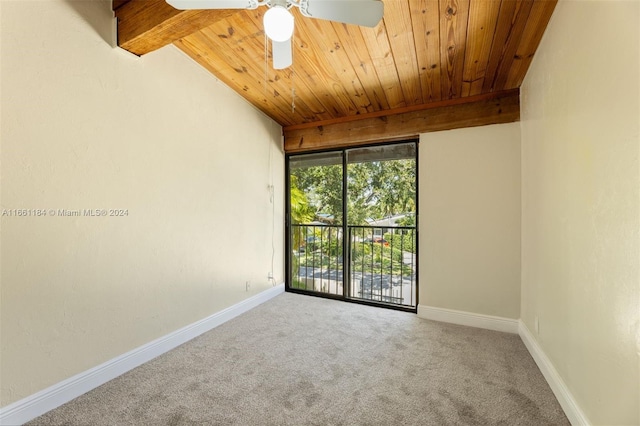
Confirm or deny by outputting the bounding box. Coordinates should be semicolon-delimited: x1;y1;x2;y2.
263;5;294;42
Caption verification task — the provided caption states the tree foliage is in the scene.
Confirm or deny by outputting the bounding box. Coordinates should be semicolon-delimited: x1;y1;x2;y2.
293;164;343;224
291;158;416;225
289;176;314;225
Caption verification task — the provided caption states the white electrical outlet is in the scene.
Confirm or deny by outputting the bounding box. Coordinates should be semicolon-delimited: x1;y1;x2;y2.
246;281;251;291
268;272;273;280
534;316;540;334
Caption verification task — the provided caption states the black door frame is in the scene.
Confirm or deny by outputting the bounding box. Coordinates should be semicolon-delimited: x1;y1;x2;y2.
285;139;419;313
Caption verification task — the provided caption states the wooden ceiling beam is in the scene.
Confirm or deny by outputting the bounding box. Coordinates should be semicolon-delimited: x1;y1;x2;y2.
283;89;520;153
114;0;237;56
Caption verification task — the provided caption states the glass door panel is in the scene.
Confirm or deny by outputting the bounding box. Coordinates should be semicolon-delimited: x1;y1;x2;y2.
288;152;344;297
346;143;417;308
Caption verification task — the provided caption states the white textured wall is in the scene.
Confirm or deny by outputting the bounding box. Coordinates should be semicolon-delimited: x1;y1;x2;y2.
419;123;521;319
520;1;640;424
0;0;284;406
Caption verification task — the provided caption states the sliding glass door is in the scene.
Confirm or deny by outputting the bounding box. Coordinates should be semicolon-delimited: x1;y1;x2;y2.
286;142;417;311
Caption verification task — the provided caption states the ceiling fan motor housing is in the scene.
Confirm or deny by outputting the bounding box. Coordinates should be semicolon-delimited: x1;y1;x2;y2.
264;0;294;42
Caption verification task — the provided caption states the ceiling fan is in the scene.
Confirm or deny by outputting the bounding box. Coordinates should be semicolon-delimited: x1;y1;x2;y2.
165;0;384;69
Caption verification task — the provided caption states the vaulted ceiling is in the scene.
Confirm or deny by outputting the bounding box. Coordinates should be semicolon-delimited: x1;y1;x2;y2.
113;0;557;152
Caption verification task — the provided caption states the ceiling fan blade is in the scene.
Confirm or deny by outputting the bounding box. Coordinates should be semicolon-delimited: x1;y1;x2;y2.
272;39;292;70
300;0;383;27
166;0;257;10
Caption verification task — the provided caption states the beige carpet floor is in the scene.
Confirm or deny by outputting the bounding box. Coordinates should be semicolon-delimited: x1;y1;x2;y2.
28;292;569;425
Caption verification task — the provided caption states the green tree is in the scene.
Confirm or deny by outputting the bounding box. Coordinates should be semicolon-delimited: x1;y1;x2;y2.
291;157;416;226
396;213;415;227
290;176;314;225
293;164;343;224
364;159;416;219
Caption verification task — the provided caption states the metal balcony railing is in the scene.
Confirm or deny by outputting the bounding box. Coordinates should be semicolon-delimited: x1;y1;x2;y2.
291;224;417;308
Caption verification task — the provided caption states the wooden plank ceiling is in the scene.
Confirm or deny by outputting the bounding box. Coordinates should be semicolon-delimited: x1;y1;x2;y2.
114;0;556;151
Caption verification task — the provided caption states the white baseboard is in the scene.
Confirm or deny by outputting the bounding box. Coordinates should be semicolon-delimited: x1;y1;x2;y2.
417;304;519;334
518;320;590;426
0;284;285;426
